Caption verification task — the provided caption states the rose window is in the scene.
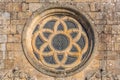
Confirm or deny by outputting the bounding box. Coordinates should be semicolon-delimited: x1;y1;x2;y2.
22;8;96;77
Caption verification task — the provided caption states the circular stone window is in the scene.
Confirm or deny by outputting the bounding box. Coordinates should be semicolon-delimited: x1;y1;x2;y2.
22;7;96;77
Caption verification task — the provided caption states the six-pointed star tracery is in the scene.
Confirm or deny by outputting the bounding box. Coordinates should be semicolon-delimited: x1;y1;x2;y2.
32;16;88;70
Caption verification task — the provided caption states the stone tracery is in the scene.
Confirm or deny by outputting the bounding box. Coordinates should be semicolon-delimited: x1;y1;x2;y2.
32;16;88;70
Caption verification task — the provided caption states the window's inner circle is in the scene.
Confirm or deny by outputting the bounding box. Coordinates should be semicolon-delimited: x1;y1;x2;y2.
52;34;70;51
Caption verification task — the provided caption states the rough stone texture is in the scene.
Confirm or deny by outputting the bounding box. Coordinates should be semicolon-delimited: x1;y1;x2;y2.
8;34;21;42
26;0;40;2
0;35;7;43
0;0;120;80
29;3;42;12
7;43;22;51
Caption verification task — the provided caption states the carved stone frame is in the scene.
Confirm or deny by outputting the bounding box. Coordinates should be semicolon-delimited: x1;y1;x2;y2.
22;5;98;77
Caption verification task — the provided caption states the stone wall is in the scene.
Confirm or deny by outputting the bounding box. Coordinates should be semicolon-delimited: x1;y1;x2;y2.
0;0;120;80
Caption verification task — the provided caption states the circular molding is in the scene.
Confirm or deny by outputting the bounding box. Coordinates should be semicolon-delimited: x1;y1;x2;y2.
22;6;97;77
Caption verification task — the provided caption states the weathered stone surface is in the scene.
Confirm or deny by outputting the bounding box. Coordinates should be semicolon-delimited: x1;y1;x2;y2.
115;42;120;51
0;12;10;25
10;24;16;34
106;42;114;50
7;51;25;66
96;25;104;34
115;54;120;69
107;60;115;70
112;25;120;34
96;51;118;60
0;35;7;43
48;0;112;3
8;34;21;42
98;42;107;51
99;33;112;43
94;12;106;20
11;20;26;25
0;25;10;35
104;25;112;34
0;3;5;11
1;67;38;80
12;0;24;2
114;69;120;75
105;34;112;43
115;3;120;12
7;43;22;51
5;3;22;12
107;51;117;60
0;0;12;2
0;19;2;26
18;12;32;19
26;0;40;2
104;3;115;12
94;3;105;12
0;51;6;59
7;51;14;59
29;3;42;12
77;3;90;12
115;12;120;22
95;20;107;25
16;25;24;34
10;12;18;19
88;12;96;20
0;52;3;59
0;60;4;69
90;3;95;11
96;51;106;60
2;12;10;20
22;3;29;11
4;59;14;69
112;34;120;43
